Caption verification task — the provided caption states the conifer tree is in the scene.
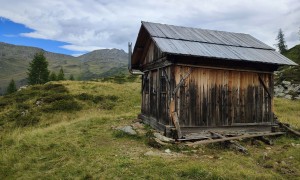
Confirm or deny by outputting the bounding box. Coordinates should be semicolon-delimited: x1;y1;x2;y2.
6;79;17;94
57;67;65;81
27;52;50;85
49;72;57;81
69;74;74;81
275;28;288;54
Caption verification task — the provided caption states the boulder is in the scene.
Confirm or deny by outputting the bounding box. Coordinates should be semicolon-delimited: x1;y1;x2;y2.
276;93;285;97
153;132;174;143
284;94;292;100
282;81;291;86
117;126;137;135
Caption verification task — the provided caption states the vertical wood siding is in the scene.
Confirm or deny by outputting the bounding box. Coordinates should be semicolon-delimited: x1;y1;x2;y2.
173;66;273;127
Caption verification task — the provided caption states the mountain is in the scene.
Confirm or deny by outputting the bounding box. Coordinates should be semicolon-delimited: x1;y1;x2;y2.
0;42;128;94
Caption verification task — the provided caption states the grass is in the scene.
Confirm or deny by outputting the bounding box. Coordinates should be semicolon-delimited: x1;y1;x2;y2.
274;98;300;130
0;79;299;179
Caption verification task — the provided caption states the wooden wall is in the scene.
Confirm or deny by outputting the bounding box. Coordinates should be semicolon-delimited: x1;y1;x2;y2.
139;39;274;129
141;65;274;128
173;65;274;127
141;67;172;126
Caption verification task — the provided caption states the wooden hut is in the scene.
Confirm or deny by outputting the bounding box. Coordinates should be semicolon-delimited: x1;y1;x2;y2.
130;22;297;139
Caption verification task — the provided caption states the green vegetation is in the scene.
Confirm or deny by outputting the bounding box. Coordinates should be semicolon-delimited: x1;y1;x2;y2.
57;67;65;81
27;52;50;85
0;42;128;95
49;72;57;81
0;79;299;179
5;79;17;95
275;29;288;54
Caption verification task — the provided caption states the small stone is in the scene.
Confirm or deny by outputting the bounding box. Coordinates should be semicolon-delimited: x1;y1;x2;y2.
153;133;174;142
284;94;292;100
144;151;154;156
281;161;287;165
265;147;272;150
165;149;171;153
117;126;137;135
277;92;285;97
282;81;291;86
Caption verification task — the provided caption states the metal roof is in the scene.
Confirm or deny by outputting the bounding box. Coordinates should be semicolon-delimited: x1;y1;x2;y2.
141;21;297;66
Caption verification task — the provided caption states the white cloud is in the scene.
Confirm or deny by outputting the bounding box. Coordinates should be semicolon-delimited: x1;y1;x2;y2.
60;45;104;52
0;0;299;52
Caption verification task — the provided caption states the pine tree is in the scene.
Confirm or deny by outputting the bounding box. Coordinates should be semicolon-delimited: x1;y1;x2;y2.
6;79;17;94
276;28;288;54
57;67;65;81
69;74;74;81
49;72;57;81
27;52;50;85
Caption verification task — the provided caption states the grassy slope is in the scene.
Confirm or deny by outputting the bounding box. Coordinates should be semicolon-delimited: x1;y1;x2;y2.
278;44;300;83
0;80;299;179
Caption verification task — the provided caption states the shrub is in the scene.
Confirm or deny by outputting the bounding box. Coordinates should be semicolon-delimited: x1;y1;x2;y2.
76;93;94;101
0;98;11;108
99;101;116;110
43;84;68;93
6;109;39;127
92;95;104;103
42;94;73;103
42;99;82;112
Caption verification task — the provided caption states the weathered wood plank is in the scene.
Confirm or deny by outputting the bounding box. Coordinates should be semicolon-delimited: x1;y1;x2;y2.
186;132;285;146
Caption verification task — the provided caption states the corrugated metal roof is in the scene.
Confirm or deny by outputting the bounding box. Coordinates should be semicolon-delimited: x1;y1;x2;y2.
142;22;297;66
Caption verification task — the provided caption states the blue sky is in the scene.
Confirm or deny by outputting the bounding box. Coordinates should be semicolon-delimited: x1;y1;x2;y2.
0;18;85;56
0;0;299;56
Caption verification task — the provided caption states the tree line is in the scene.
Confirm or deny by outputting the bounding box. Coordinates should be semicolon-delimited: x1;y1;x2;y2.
6;52;75;95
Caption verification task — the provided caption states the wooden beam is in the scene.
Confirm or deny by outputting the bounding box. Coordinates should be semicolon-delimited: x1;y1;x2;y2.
186;132;285;146
172;67;192;96
258;74;272;98
169;99;183;139
279;122;300;137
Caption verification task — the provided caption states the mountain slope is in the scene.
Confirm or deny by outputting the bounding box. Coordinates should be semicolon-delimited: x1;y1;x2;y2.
277;44;300;83
0;42;128;94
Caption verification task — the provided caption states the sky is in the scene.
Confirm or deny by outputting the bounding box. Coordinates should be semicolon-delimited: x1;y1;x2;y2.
0;0;299;56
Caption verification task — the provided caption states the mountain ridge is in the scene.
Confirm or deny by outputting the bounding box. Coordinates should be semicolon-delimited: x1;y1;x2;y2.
0;42;128;94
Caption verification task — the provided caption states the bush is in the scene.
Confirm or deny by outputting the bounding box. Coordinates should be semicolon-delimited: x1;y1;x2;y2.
6;109;39;127
76;93;94;101
42;94;73;103
42;99;82;112
99;101;116;110
43;84;68;93
0;98;11;108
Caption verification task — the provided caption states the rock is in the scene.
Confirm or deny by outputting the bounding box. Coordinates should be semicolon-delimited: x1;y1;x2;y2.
117;126;137;135
165;149;171;153
18;85;28;91
284;94;292;100
153;133;174;143
276;92;285;97
282;81;291;86
274;85;284;93
295;96;300;100
131;122;144;130
144;151;155;156
36;100;42;106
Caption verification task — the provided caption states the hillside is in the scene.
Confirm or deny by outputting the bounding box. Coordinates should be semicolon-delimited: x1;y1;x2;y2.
277;44;300;83
0;42;128;94
0;80;299;179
